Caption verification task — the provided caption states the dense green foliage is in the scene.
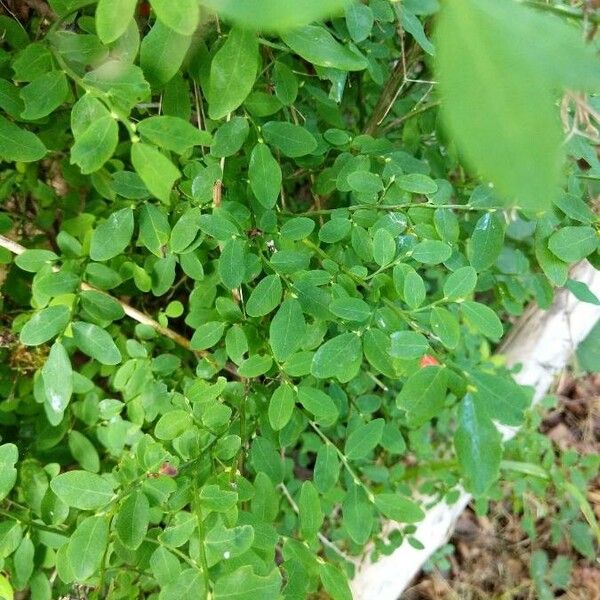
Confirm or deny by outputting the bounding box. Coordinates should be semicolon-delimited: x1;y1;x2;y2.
0;0;598;598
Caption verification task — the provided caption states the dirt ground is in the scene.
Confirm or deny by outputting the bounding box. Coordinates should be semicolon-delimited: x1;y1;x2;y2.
403;373;600;600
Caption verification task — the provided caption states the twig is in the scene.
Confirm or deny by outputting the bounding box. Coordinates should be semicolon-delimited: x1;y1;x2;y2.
520;0;600;24
363;42;422;135
0;234;239;377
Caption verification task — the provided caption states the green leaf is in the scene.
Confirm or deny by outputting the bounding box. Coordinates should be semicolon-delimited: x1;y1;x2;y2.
443;266;477;300
468;213;505;271
140;21;191;88
0;115;46;162
342;485;372;545
548;226;598;262
246;275;282;317
51;471;115;510
273;61;298;105
363;329;397;378
42;341;73;425
71;115;118;175
281;26;367;71
470;370;530;426
396;366;448;427
311;332;362;383
90;207;134;262
390;331;429;360
96;0;138;44
314;444;340;493
68;431;100;473
403;268;426;309
137;116;211;154
461;301;503;342
411;240;452;265
374;493;425;523
190;321;226;351
115;490;149;550
198;214;239;241
34;270;79;297
268;383;295;431
199;0;349;31
347;171;383;194
14;249;58;273
566;279;600;305
299;481;323;539
535;236;568;286
454;394;502;495
402;11;435;56
249;143;282;208
155;410;193;441
0;444;18;502
344;418;384;460
205;522;254;568
262;121;317;158
249;437;283;482
67;516;110;581
319;218;351;243
329;297;370;322
150;0;200;36
238;354;273;377
83;61;150;110
372;228;396;266
345;2;374;43
150;547;181;586
20;305;70;346
218;238;245;289
208;28;259;120
170;207;202;253
435;0;586;211
211;117;250;157
395;173;438;195
11;536;32;590
213;566;281;600
297;386;338;427
71;321;122;365
554;193;595;225
131;143;181;203
319;563;352;600
430;306;460;349
269;298;306;362
138;204;171;257
20;71;68;120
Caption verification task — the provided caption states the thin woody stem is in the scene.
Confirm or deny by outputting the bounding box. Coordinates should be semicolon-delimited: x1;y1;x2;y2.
0;234;240;377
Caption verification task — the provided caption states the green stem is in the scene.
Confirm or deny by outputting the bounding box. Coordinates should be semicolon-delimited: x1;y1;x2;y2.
285;203;499;217
0;508;68;535
308;419;376;504
521;0;600;24
192;479;211;592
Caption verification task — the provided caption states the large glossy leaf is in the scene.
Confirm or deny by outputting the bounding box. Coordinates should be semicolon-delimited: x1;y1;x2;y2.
435;0;600;211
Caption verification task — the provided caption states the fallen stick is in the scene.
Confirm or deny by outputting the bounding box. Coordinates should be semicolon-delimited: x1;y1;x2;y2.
351;261;600;600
